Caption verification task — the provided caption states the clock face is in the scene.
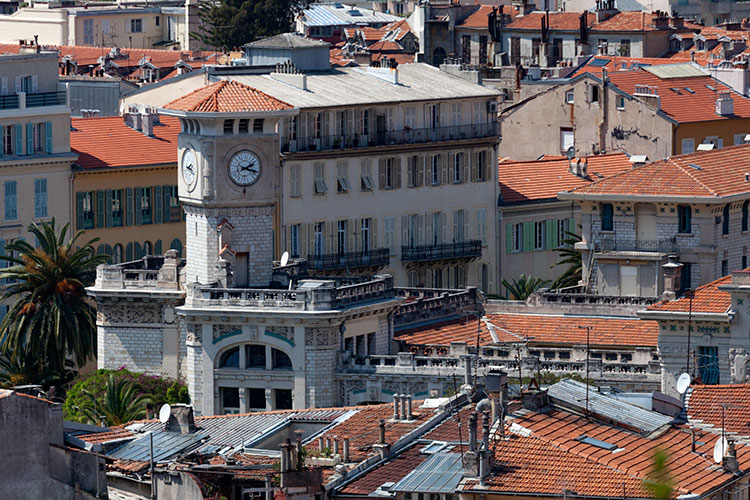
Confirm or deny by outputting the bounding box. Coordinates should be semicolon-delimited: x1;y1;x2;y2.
182;148;197;189
229;150;261;186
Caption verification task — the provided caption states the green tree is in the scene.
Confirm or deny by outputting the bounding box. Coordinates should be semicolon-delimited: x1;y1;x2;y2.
501;274;551;300
643;449;674;500
550;228;582;290
0;219;108;376
0;348;61;388
196;0;311;51
79;373;153;426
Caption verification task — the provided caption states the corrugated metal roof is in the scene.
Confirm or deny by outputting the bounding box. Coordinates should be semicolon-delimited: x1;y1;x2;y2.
644;63;707;79
301;3;400;27
108;430;206;462
391;452;463;493
547;380;674;435
244;33;330;49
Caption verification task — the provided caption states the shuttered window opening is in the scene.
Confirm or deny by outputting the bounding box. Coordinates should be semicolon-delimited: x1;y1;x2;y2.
360;161;375;191
314;163;327;194
34;178;47;218
76;191;95;229
4;180;17;220
430;155;440;186
2;125;13;155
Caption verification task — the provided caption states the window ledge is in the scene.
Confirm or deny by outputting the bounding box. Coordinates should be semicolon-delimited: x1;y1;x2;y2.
676;232;693;237
599;230;615;235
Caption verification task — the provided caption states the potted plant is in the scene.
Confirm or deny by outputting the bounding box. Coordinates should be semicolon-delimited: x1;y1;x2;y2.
332;136;342;149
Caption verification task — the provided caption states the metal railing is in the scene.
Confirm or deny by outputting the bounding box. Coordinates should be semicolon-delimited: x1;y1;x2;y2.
0;94;19;110
307;248;390;270
401;240;482;262
26;91;66;108
283;122;498;153
598;235;677;253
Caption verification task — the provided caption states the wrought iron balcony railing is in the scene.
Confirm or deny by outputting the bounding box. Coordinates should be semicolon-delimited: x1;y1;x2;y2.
598;236;678;253
306;248;390;271
401;240;482;262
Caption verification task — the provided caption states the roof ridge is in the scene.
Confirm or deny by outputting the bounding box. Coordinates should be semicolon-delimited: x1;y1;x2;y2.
670;156;719;197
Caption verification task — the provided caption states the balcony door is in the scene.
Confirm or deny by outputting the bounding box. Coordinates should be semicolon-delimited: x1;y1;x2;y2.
636;203;657;247
235;253;248;287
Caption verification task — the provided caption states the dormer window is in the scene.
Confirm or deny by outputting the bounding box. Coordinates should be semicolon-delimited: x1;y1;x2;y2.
223;119;233;135
697;40;705;51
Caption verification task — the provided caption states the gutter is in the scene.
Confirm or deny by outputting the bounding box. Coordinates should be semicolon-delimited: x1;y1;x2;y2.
558;191;750;204
636;309;733;323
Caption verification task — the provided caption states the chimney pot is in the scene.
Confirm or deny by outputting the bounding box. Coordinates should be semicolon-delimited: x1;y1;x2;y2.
393;393;400;420
468;412;478;451
400;394;407;420
378;419;386;444
406;394;413;420
342;437;350;463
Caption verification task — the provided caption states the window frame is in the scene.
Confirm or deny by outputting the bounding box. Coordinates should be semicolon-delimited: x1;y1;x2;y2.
565;89;575;104
601;203;614;232
677;205;692;234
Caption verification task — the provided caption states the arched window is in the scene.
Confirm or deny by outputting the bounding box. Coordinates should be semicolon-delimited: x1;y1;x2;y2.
125;242;134;261
134;242;143;259
219;347;239;368
170;238;183;257
113;244;124;264
723;204;730;235
272;348;292;370
408;270;420;287
454;266;465;289
143;241;152;256
154;239;162;256
743;201;748;232
246;344;266;369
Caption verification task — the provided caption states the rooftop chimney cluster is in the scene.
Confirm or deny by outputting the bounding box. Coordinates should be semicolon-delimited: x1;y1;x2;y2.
392;394;414;421
463;410;493;486
569;157;589;179
123;105;160;137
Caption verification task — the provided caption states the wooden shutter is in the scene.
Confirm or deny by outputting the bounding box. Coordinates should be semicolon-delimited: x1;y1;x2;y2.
125;188;133;226
135;188;144;225
463;211;469;242
545;220;554;250
125;242;133;261
471;152;477;182
523;221;533;251
426;213;434;246
441;153;448;185
418;156;425;187
14;76;20;93
162;186;171;223
105;189;113;227
394;157;402;188
31;75;38;92
14;124;21;155
379;158;386;189
96;190;105;228
134;242;142;259
155;240;162;255
372;218;378;249
26;123;32;155
448;153;455;183
441;212;447;244
154;185;163;224
348;219;356;253
44;121;52;154
462;152;469;184
417;214;425;245
550;220;559;248
75;192;85;230
568;217;576;237
401;215;408;250
505;223;512;254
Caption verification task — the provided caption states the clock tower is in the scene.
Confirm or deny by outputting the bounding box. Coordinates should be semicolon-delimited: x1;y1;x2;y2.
160;80;295;287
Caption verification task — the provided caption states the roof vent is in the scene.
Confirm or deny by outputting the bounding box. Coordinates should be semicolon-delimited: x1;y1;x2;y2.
629;154;648;167
716;90;734;116
696;143;714;151
745;172;749;182
575;434;618;451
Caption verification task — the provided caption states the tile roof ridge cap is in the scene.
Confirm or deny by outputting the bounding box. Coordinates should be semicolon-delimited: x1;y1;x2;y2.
484;317;526;342
670;156;720;197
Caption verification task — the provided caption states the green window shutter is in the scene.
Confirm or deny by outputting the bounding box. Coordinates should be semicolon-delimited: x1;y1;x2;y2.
544;220;551;250
14;123;22;155
44;121;52;154
162;186;171;223
505;223;512;254
125;188;133;226
551;220;559;248
105;189;113;227
134;187;143;225
154;239;162;255
134;242;142;259
96;190;105;228
125;242;133;261
75;192;85;230
568;218;576;238
154;185;163;224
26;123;32;155
521;221;531;252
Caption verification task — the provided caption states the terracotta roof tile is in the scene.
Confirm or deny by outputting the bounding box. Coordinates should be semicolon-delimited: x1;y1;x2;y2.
423;404;488;442
369;52;415;64
505;12;595;31
592;11;698;32
339;445;429;495
573;56;680;77
368;40;403;51
164;80;293;113
686;384;750;436
647;274;732;314
499;153;632;203
565;144;750;198
458;6;493;29
71;115;180;169
77;428;135;444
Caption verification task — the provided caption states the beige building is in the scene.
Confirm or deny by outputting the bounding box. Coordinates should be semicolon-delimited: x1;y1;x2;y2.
0;47;77;320
0;4;189;49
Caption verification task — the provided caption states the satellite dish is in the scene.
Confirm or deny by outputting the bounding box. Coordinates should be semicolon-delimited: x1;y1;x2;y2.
676;373;691;394
158;403;171;424
566;146;576;161
713;437;728;464
280;251;289;267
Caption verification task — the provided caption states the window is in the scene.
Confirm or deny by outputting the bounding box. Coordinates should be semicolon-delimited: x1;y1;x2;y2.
534;221;545;250
431;212;442;245
272;348;292;370
314;222;325;255
620;39;631;57
336;162;351;193
408;270;419;287
4;181;17;220
361;218;371;253
290;224;300;258
130;19;143;33
405;106;415;129
3;125;13;155
311;113;321;139
743;200;749;232
246;345;266;369
722;259;729;276
219;347;239;368
223;119;233;135
383;158;396;189
735;134;746;146
461;35;471;64
248;388;266;409
314;163;327;194
474;151;487;181
155;15;159;26
83;19;94;45
433;268;444;288
360;109;369;136
453;209;465;242
336;110;346;137
34;178;47;218
139;187;152;225
476;209;487;245
290;165;301;197
723;204;730;235
745;255;748;270
565;89;575;104
220;387;239;414
337;220;347;255
275;389;292;410
591;85;600;104
32;123;43;153
451;102;462;126
678;205;691;234
385;216;395;254
252;119;263;133
238;118;249;134
361;161;375;191
479;35;488;64
680;262;692;292
681;138;695;154
454;266;465;288
560;128;574;153
78;191;95;229
113;244;123;263
431;155;440;185
407;156;420;188
452;153;463;183
616;96;625;110
601;203;614;231
512;223;523;252
698;346;719;384
426;104;439;129
288;117;297;141
558;219;570;244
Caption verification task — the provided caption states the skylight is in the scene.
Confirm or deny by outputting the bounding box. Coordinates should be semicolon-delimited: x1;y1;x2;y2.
706;85;717;91
576;435;618;451
589;58;610;67
670;87;682;94
684;87;695;93
688;163;703;170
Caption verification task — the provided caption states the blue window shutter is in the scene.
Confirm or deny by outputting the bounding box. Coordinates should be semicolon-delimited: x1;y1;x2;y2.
125;187;133;226
125;242;133;261
154;185;163;224
34;179;41;217
154;239;162;255
162;186;171;223
134;242;142;259
44;121;52;154
40;179;47;217
134;187;143;225
105;189;113;227
14;124;22;155
26;123;32;155
4;181;17;220
75;192;85;229
96;190;105;228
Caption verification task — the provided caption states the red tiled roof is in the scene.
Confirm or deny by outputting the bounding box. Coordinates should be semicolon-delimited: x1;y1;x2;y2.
458;5;493;29
573;56;680;77
686;384;750;436
499;153;632;203
565;144;750;199
647;274;732;314
370;52;415;64
164;80;293;113
339;445;429;495
385;19;412;40
77;428;135;444
606;67;750;123
368;40;402;51
423;404;487;442
509;409;750;496
71;115;180;169
505;12;595;31
0;389;52;404
109;459;149;474
396;313;658;348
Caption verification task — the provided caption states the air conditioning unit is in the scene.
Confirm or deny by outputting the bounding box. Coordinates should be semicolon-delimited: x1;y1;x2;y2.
486;100;498;113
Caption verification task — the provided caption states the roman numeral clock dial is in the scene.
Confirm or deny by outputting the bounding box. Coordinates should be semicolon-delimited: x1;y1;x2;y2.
229;150;261;186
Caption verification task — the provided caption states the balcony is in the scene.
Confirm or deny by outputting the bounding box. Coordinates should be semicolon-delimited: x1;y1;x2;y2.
26;91;66;108
0;94;19;110
401;240;482;263
282;122;498;154
598;236;677;254
306;248;390;271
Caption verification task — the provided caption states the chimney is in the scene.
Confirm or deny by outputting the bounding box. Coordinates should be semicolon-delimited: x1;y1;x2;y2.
141;107;157;137
393;394;400;420
400;394;408;421
724;439;740;474
582;157;588;178
342;437;350;463
165;404;196;433
378;419;386;444
333;437;340;456
406;395;413;420
521;387;549;411
671;16;684;28
468;412;478;451
481;411;490;450
294;430;304;470
661;255;684;301
716;91;734;116
634;84;660;110
318;436;324;453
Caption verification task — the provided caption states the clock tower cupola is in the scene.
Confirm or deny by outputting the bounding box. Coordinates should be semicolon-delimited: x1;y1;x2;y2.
160;79;296;287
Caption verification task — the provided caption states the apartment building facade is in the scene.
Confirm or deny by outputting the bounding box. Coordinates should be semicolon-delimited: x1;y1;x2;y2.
560;144;750;298
0;49;76;318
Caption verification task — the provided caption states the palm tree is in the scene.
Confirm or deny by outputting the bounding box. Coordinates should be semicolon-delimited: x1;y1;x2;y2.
0;348;61;388
551;228;583;290
643;449;674;500
80;373;152;426
501;274;551;300
0;219;108;376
